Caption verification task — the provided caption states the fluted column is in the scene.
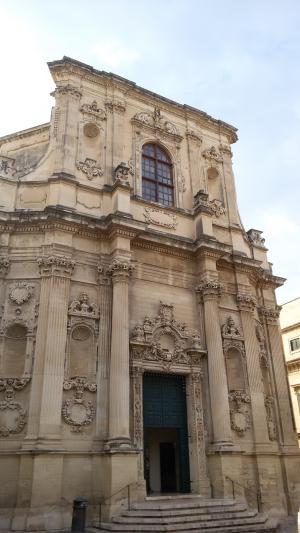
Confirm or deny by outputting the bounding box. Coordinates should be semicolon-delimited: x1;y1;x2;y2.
94;264;112;442
197;279;233;447
0;257;10;373
106;258;134;449
34;256;74;445
260;306;297;446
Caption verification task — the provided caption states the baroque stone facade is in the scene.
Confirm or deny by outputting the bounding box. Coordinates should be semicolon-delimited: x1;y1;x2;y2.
0;56;299;531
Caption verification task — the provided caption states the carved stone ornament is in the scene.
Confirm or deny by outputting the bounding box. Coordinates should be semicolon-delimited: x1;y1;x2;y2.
132;107;182;141
80;100;106;120
68;292;99;318
107;259;135;279
247;229;266;248
222;316;243;339
186;130;202;143
143;207;178;229
0;378;30;437
264;395;277;441
62;377;97;432
219;143;233;157
9;282;33;306
76;158;103;180
130;302;205;370
105;100;126;113
236;293;257;312
258;306;281;325
196;279;223;300
51;84;82;99
255;321;269;368
228;390;251;435
130;366;144;446
0;256;10;277
202;146;223;163
37;255;75;277
0;156;16;177
193;191;226;217
114;162;131;185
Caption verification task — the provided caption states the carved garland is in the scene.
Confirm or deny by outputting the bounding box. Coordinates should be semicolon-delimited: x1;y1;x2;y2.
62;377;97;432
228;390;251;435
0;378;30;437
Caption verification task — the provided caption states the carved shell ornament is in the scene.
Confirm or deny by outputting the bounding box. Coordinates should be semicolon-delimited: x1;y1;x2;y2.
9;282;33;305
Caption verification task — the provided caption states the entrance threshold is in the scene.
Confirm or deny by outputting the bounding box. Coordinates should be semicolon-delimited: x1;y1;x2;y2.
146;493;203;501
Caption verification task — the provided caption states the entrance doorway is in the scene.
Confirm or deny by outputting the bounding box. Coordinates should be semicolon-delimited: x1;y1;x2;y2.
143;373;190;494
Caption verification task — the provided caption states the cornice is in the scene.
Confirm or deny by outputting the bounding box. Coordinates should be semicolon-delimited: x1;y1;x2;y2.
48;56;238;143
0;123;50;146
286;358;300;373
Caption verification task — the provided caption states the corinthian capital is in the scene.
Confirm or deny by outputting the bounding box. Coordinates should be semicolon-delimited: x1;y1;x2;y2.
107;259;135;282
258;305;281;325
0;256;10;277
196;278;223;300
37;255;75;278
236;293;257;312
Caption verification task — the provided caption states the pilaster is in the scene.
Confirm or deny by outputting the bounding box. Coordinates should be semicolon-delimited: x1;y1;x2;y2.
259;305;297;448
236;294;270;448
105;258;134;450
196;279;233;448
24;255;74;448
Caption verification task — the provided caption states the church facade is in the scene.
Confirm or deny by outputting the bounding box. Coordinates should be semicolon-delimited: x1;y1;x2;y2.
0;56;299;531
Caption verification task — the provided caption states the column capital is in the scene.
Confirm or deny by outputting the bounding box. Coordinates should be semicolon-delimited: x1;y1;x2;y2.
196;278;223;300
0;256;10;278
37;255;75;278
107;258;135;282
97;264;112;286
236;293;257;312
51;84;82;100
258;305;281;325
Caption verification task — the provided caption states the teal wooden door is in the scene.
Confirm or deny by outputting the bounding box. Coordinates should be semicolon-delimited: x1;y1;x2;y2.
143;373;190;492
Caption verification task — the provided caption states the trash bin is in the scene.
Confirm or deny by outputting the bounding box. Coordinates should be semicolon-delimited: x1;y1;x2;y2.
71;497;87;532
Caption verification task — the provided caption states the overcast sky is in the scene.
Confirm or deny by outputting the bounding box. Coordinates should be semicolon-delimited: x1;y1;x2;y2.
0;0;299;304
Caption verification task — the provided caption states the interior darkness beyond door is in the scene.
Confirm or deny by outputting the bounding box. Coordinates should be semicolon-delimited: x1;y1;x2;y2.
143;373;190;493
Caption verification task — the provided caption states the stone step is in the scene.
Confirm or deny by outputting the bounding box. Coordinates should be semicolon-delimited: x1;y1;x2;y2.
100;514;269;531
131;498;237;511
122;503;248;518
113;509;258;524
97;517;278;533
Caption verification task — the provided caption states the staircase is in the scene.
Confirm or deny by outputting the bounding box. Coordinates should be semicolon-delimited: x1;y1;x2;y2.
97;495;279;532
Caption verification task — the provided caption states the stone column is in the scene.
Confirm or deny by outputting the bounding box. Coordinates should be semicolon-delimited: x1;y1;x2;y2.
0;257;10;373
105;258;134;449
33;255;74;445
196;279;233;447
237;294;270;446
94;264;112;442
260;306;297;446
188;370;210;496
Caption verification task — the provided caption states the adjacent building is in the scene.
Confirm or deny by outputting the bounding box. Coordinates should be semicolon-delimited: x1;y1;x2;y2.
280;297;300;445
0;56;299;531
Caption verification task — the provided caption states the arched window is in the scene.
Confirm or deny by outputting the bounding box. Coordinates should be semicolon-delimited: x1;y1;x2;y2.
142;143;174;207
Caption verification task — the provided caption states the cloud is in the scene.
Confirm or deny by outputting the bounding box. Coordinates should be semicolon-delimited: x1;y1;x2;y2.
92;39;140;69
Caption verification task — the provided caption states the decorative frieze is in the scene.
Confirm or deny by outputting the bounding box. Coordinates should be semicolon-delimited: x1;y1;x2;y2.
76;158;103;180
264;395;277;441
143;207;178;229
0;378;30;437
130;302;205;371
247;229;266;248
0;256;10;277
9;282;33;306
52;84;82;99
68;292;99;319
62;377;97;433
236;293;257;312
132;107;182;142
193;191;226;217
80;100;106;120
37;255;75;277
202;146;223;163
228;390;251;435
114;162;131;186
